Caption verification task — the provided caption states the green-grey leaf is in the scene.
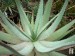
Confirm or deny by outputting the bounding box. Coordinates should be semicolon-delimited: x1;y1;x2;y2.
34;35;75;52
49;51;67;56
58;28;75;40
11;42;34;55
36;51;66;56
45;19;75;41
0;41;23;56
15;0;33;36
0;46;12;55
0;21;13;35
38;0;69;40
0;31;22;44
0;10;30;41
7;17;32;40
37;14;58;37
31;14;35;30
43;0;53;25
0;22;25;42
34;0;43;34
27;51;34;56
36;50;49;56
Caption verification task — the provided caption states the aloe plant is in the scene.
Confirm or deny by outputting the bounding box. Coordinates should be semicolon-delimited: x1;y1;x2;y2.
0;0;75;56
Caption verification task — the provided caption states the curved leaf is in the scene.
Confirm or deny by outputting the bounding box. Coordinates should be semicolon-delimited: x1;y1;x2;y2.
49;51;67;56
27;51;34;56
37;14;58;38
0;31;22;44
45;19;75;41
43;0;53;25
58;28;75;40
34;0;43;34
38;0;69;40
0;21;14;35
34;35;75;52
7;17;32;40
0;41;23;56
15;0;33;36
0;10;30;41
0;46;12;55
35;50;49;56
11;42;34;55
36;51;67;56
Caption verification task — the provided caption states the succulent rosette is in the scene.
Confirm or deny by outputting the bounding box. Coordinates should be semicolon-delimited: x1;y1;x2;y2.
0;0;75;56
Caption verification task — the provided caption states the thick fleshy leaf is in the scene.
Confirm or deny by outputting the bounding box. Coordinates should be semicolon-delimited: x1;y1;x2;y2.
0;41;22;56
43;0;53;25
27;51;34;56
35;50;49;56
7;17;31;40
45;19;75;41
36;1;43;33
15;0;33;36
34;0;43;34
31;14;35;31
11;42;34;55
58;28;75;40
10;42;26;51
0;10;30;41
1;19;27;38
0;21;13;35
34;35;75;52
36;51;67;56
38;0;69;40
0;46;12;55
0;31;22;44
37;14;58;37
49;51;67;56
0;22;25;42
